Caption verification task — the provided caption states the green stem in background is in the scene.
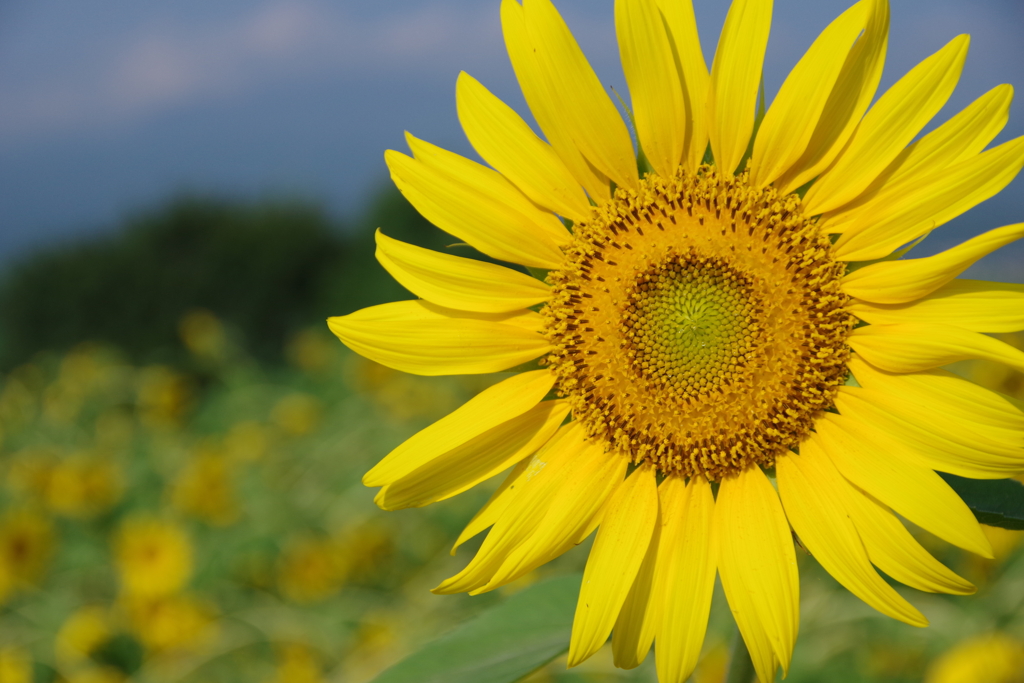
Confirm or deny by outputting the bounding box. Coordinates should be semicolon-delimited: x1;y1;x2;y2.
724;629;757;683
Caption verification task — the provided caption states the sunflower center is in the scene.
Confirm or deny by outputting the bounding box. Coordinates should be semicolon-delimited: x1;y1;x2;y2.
544;167;853;481
623;251;761;399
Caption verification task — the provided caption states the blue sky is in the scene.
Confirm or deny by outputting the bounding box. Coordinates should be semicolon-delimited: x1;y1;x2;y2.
1;0;1021;278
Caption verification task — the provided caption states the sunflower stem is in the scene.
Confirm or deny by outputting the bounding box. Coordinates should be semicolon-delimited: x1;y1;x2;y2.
725;630;757;683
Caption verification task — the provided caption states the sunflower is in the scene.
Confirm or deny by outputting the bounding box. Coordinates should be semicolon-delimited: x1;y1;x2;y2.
328;0;1024;680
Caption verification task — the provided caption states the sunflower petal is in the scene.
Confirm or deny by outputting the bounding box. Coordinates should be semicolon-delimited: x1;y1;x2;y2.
841;223;1024;303
386;146;565;269
456;71;591;222
844;485;975;595
523;0;638;191
803;35;970;215
501;0;611;201
715;466;799;682
849;322;1024;374
377;400;570;510
435;423;587;594
835;384;1024;479
363;368;555;487
706;0;772;175
611;502;661;670
452;455;533;554
816;412;993;558
375;230;551;313
821;84;1014;234
407;133;571;246
848;280;1024;333
329;300;550;377
774;0;889;194
654;476;716;683
654;0;709;171
479;443;626;592
834;135;1024;262
848;356;1024;431
616;0;685;179
569;465;658;667
750;0;868;187
779;441;927;626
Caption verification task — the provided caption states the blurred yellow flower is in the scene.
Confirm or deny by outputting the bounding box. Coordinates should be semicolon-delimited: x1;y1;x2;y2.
65;666;127;683
113;516;192;597
170;451;240;526
5;447;57;500
277;536;346;603
136;366;192;430
286;329;338;374
123;593;217;653
46;454;124;519
265;644;326;683
179;309;228;361
55;606;113;665
0;508;54;586
223;420;270;462
339;523;393;581
271;393;322;437
926;633;1024;683
0;646;32;683
94;409;135;451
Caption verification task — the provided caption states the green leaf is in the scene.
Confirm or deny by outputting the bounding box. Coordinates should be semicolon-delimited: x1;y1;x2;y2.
371;573;581;683
939;473;1024;530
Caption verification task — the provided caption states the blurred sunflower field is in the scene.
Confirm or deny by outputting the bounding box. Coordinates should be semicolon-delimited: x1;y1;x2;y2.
0;191;1022;683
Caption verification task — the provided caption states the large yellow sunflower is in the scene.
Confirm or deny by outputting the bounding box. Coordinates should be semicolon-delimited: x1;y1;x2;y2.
328;0;1024;680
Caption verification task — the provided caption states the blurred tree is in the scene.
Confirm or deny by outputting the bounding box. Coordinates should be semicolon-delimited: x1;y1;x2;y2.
0;186;454;368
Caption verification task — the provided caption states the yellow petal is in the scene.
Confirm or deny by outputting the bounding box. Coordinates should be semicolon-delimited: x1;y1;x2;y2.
435;423;587;594
385;146;565;269
749;0;869;187
803;35;969;215
456;72;591;223
501;0;611;201
848;279;1024;333
820;84;1014;234
654;476;716;683
774;0;889;194
654;0;709;171
834;135;1024;262
715;466;798;683
844;483;975;595
706;0;772;175
408;133;571;245
452;455;534;554
848;356;1024;432
375;230;551;313
569;465;658;667
841;223;1024;304
376;400;570;510
523;0;638;191
611;511;661;670
835;383;1024;479
478;443;626;593
849;322;1024;374
616;0;685;178
779;442;927;626
816;412;993;558
363;368;555;487
328;300;550;376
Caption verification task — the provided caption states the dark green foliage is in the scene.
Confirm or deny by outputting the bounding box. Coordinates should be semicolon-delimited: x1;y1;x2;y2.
371;574;581;683
939;473;1024;530
0;187;454;368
